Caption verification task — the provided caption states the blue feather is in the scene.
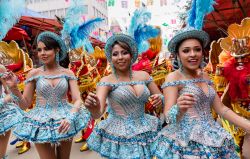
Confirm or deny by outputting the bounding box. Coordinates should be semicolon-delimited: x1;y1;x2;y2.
61;0;87;47
69;17;103;50
187;0;196;28
134;25;160;54
138;41;150;54
61;0;103;51
0;0;25;40
77;17;104;39
128;8;159;54
187;0;216;30
134;25;160;44
128;8;151;37
84;40;94;53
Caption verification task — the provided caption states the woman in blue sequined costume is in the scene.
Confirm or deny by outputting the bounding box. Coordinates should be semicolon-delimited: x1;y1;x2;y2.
3;31;90;159
85;34;163;159
151;27;250;159
0;65;23;159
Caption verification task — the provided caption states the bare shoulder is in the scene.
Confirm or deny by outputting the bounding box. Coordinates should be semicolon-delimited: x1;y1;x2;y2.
133;71;150;81
26;68;42;78
60;68;75;77
164;70;181;83
99;74;115;83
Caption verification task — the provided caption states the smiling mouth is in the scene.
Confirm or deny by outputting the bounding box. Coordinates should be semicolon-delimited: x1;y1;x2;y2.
188;59;198;63
117;62;126;65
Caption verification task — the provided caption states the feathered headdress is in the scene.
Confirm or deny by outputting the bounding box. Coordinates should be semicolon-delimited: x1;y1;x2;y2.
187;0;216;30
128;8;160;54
0;0;25;40
61;0;104;53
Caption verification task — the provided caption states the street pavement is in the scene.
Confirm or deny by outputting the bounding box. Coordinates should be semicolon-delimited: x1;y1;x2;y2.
6;133;103;159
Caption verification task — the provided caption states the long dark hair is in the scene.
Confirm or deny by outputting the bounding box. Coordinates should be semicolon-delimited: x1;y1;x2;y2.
37;36;60;51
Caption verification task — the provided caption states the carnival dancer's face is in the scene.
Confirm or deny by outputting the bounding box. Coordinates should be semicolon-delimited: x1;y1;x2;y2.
178;39;203;71
111;44;132;72
37;41;58;65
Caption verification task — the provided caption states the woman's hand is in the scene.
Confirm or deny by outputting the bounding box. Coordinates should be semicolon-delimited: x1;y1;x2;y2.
85;92;101;111
2;71;18;89
176;93;196;114
149;94;162;108
58;119;71;134
4;94;12;103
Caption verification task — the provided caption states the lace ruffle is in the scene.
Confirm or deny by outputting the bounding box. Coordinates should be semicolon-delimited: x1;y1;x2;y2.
87;114;161;159
97;114;160;138
0;103;23;135
13;107;90;143
151;135;239;159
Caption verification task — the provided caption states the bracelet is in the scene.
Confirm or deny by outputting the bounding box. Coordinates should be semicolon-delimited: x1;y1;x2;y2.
10;93;21;103
221;108;230;119
165;104;179;124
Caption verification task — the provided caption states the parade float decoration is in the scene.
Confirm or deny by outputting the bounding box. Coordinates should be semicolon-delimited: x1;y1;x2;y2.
68;46;109;151
69;47;101;100
209;17;250;157
0;40;33;154
0;40;33;90
90;46;110;77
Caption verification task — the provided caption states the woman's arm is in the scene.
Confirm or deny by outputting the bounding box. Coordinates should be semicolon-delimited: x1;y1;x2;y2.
162;73;179;114
4;70;36;109
67;70;84;113
203;72;250;131
85;76;111;119
163;72;195;123
213;94;250;131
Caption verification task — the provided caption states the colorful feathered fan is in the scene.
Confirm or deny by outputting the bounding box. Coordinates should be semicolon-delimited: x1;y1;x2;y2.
187;0;216;30
0;0;25;40
61;0;103;53
128;8;160;54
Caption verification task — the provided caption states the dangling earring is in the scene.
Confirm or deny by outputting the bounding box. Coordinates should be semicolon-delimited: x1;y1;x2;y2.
39;60;45;71
56;52;60;63
111;63;118;79
199;56;205;69
177;57;183;72
129;64;133;80
199;56;206;76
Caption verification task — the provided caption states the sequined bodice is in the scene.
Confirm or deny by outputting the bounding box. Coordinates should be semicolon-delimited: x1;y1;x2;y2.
96;77;160;138
180;80;215;121
98;78;152;119
25;75;77;106
161;78;232;147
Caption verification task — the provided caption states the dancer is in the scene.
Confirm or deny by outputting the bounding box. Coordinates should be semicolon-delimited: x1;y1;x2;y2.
0;64;23;159
151;27;250;158
3;31;90;159
85;34;163;159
